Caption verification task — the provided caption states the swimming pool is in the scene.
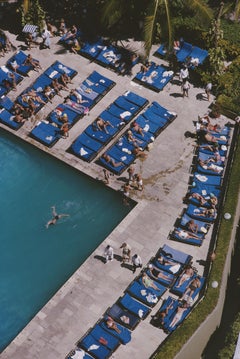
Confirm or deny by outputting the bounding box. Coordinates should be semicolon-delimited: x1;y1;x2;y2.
0;131;133;352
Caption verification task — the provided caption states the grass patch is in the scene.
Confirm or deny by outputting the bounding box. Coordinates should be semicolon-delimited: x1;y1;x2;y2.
153;127;240;359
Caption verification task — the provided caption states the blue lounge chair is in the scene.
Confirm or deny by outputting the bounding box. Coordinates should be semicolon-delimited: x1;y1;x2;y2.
106;303;140;330
67;348;95;359
126;276;166;307
29;122;61;147
188;46;208;67
119;293;151;319
145;265;176;287
185;203;217;223
77;333;112;359
51;60;78;78
70;132;103;162
0;108;23;130
123;91;149;108
7;50;37;76
191;172;222;188
99;317;131;345
187;184;221;208
176;42;192;62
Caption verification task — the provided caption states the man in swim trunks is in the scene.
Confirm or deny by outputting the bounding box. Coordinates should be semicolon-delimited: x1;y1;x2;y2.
46;206;69;228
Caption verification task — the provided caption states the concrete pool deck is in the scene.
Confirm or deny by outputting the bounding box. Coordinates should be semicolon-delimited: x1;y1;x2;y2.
0;32;235;359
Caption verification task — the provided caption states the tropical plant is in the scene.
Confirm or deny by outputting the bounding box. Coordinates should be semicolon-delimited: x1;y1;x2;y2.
20;0;45;31
102;0;213;58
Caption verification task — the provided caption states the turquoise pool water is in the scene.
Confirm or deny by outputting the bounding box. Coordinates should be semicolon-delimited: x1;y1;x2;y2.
0;131;133;352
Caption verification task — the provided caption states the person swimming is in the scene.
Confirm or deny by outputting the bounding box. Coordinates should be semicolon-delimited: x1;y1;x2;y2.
46;206;69;228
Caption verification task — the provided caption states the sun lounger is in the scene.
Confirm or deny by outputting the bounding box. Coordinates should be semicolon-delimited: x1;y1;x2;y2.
7;50;37;76
185;203;217;223
191;172;222;188
145;265;176;287
0;108;23;130
176;42;192;62
119;293;151;319
106;303;140;330
66;348;95;359
99;317;132;345
126;276;166;307
70;132;103;162
29;121;61;147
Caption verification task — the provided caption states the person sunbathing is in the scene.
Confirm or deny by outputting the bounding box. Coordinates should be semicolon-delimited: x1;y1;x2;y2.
132;145;148;159
101;153;123;168
60;73;72;89
188;192;207;206
142;273;159;290
185;219;198;233
126;130;143;146
51;78;64;96
176;265;194;288
198;159;223;174
148;264;171;282
175;229;201;241
95;117;114;134
152;299;174;327
69;89;88;104
43;85;54;102
169;302;189;328
106;317;121;333
23;89;46;105
131;121;144;136
13;113;25;123
183;276;201;300
46;206;69;228
3;72;16;91
193;207;216;218
24;54;42;71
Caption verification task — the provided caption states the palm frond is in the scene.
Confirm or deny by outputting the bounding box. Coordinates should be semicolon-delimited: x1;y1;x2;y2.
184;0;213;23
234;0;240;21
143;0;162;57
101;0;125;28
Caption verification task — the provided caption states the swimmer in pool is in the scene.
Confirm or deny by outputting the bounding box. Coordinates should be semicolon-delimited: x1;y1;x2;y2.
46;206;69;228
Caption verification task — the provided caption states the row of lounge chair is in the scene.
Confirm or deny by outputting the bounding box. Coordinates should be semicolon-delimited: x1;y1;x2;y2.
29;70;115;147
154;41;208;68
66;242;206;359
169;118;231;246
59;31;139;76
0;58;78;132
59;30;176;92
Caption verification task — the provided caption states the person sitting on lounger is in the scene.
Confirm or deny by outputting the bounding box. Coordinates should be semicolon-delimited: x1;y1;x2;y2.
126;130;143;146
69;89;88;104
193;207;216;218
175;229;201;240
130;121;144;136
185;219;198;233
169;301;189;328
13;113;25;123
132;145;148;159
198;159;223;174
101;153;123;168
60;73;72;90
3;72;16;91
51;78;64;96
148;264;171;282
23;89;46;105
152;299;174;327
46;206;69;228
106;317;121;333
95;117;114;134
24;54;42;71
43;85;54;102
188;192;207;206
176;265;194;288
142;273;159;290
183;276;201;301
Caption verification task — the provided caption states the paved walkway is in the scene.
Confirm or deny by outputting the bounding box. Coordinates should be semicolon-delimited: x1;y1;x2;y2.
0;32;234;359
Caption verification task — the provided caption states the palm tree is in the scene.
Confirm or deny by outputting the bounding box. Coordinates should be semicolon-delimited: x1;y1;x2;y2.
143;0;213;57
102;0;213;58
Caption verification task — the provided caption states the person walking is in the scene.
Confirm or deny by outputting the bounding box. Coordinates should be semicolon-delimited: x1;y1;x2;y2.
120;242;131;264
104;245;114;263
205;82;212;101
182;79;190;98
131;254;142;273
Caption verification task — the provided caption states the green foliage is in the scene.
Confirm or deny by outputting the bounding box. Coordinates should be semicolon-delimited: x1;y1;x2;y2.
217;311;240;358
22;0;45;31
